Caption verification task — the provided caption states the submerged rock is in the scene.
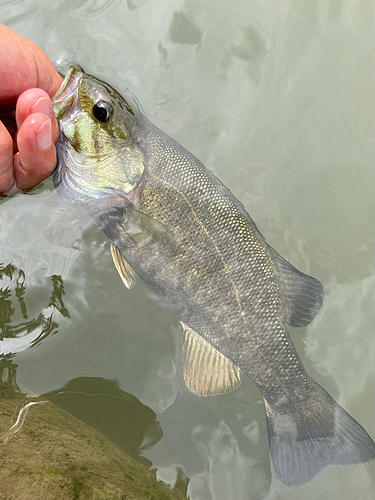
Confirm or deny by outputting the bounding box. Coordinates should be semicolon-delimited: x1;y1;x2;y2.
0;383;186;500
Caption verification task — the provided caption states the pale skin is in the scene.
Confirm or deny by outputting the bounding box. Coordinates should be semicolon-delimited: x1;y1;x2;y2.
0;23;63;195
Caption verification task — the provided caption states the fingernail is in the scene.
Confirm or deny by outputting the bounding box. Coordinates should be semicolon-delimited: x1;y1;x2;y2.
36;120;52;150
30;97;52;118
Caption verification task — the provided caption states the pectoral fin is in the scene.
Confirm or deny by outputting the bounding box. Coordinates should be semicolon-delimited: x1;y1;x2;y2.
182;323;242;396
110;242;135;289
118;207;179;250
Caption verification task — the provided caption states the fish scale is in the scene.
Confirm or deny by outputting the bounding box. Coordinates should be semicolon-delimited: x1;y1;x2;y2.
138;129;284;348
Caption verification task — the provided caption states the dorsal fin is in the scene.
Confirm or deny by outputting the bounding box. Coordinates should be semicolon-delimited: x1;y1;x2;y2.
269;246;324;327
182;323;242;396
110;242;135;289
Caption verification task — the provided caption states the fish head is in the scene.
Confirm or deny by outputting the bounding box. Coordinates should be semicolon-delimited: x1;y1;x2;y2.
53;65;145;207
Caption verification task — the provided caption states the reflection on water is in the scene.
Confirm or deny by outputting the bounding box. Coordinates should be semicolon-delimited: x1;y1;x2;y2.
188;421;267;500
0;263;69;356
0;0;374;499
0;353;19;391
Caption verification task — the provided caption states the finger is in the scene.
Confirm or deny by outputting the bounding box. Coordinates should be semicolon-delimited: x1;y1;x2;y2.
0;24;63;106
16;88;59;144
14;112;56;191
0;120;14;194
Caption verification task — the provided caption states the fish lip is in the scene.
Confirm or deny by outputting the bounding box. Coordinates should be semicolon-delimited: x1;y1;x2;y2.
53;64;84;120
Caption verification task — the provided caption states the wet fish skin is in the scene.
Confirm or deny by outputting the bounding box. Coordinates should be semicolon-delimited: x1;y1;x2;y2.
53;66;375;487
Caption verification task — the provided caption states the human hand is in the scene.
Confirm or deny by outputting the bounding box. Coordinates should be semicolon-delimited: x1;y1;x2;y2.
0;24;63;195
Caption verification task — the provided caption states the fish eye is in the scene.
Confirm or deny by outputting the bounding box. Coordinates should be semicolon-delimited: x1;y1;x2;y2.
92;101;114;123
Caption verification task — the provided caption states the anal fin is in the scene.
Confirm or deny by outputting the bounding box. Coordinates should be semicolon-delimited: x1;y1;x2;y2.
182;323;242;397
110;242;135;289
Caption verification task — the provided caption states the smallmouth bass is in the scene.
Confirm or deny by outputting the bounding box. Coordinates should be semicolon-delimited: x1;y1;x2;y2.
52;65;375;486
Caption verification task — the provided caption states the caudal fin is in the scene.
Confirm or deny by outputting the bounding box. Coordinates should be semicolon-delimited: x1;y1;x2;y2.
265;383;375;487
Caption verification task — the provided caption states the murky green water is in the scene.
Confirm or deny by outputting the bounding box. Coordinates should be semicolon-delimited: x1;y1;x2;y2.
1;0;374;498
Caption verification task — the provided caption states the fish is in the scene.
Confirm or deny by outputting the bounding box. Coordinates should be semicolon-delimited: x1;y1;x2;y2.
52;65;375;487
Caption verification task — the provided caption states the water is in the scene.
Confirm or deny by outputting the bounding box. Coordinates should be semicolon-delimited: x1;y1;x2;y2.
1;0;374;498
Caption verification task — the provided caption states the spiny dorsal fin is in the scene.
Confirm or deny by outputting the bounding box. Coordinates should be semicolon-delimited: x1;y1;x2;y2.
182;323;242;397
110;242;135;289
269;246;324;327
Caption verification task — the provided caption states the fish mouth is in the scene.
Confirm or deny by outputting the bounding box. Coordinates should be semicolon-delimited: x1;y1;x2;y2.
53;64;84;120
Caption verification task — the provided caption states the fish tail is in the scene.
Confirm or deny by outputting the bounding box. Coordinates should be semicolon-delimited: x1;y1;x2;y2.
264;381;375;487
